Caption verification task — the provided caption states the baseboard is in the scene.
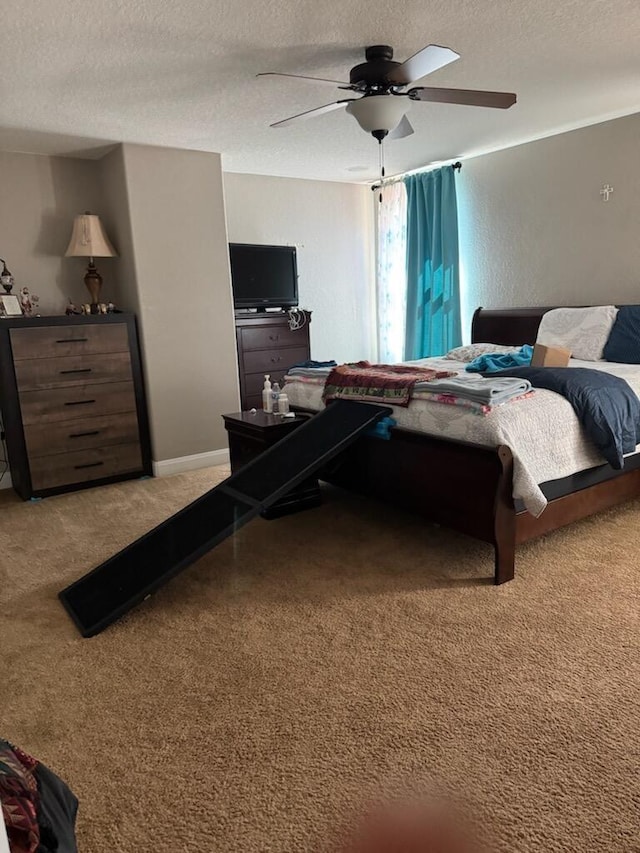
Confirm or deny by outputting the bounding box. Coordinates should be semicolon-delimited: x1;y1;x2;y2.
0;452;230;490
152;448;230;478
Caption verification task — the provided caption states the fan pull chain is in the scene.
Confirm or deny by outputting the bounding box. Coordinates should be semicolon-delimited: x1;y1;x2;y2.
378;139;385;203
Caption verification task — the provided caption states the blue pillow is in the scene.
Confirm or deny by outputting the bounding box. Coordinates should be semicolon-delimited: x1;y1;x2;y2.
603;306;640;363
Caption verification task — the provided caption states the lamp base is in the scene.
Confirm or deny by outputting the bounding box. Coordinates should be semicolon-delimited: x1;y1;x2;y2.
84;262;102;306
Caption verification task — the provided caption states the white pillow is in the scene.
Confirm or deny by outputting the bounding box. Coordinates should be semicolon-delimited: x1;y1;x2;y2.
445;342;520;363
536;306;618;361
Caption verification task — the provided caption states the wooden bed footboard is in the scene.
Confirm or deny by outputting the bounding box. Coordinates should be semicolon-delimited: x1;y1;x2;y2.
311;417;640;585
319;429;517;584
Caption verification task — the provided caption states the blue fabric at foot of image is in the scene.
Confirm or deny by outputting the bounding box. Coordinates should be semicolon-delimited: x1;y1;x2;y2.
466;345;534;373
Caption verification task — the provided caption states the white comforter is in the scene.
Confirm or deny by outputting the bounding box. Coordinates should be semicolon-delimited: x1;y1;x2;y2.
284;357;640;517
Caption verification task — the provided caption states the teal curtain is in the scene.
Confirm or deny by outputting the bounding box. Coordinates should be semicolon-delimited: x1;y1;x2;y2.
403;167;461;359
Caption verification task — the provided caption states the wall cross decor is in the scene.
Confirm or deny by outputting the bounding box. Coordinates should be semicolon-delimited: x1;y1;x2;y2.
600;184;614;201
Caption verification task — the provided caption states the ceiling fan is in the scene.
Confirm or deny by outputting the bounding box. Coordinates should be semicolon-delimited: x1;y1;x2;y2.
258;44;517;142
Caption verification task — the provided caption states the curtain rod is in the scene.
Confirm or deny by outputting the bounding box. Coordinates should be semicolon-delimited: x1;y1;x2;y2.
371;160;462;192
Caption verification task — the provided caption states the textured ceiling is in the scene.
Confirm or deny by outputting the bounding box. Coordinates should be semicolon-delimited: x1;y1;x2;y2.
1;0;639;182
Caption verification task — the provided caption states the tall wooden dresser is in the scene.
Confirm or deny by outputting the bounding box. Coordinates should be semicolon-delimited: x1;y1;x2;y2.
235;311;311;410
0;314;152;500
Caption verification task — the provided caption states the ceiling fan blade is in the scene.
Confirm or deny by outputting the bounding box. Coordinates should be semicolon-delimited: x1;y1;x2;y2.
386;44;460;86
388;114;414;139
270;100;354;128
257;72;351;87
409;87;517;108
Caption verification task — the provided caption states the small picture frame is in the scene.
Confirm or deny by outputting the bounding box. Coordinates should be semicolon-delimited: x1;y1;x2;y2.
0;294;23;317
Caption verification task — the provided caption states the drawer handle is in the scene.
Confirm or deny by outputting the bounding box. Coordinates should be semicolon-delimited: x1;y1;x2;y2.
60;368;93;375
64;399;96;406
269;335;280;341
56;337;88;343
270;356;282;363
69;430;101;439
74;461;105;470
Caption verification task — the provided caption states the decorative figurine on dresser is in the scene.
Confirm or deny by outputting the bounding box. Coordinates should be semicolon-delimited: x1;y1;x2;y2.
0;313;152;500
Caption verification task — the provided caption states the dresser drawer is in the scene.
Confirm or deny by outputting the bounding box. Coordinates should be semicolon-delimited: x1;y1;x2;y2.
24;411;140;458
19;381;137;425
10;322;129;360
243;346;309;375
14;351;133;391
29;442;143;492
241;325;307;351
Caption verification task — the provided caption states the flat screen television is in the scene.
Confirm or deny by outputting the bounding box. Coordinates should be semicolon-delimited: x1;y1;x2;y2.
229;243;298;311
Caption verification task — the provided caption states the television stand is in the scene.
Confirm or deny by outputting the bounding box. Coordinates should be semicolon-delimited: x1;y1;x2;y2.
234;310;312;410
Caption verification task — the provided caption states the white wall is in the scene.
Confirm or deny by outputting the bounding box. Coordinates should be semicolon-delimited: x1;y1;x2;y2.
112;144;239;463
457;112;640;339
223;173;376;363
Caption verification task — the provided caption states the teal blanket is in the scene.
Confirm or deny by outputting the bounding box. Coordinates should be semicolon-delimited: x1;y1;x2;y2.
466;344;534;373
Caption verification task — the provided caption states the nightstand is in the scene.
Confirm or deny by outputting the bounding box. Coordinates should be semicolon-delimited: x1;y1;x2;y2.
222;410;322;519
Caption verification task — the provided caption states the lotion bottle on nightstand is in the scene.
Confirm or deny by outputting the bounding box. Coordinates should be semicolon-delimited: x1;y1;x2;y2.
262;375;273;413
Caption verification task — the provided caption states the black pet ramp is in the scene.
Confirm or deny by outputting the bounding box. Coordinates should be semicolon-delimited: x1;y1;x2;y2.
59;400;391;637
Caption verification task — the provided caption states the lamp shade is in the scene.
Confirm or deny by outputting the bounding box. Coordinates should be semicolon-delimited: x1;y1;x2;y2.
345;95;408;134
65;213;118;258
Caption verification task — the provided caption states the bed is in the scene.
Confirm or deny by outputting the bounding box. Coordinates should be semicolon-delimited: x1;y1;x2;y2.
285;306;640;584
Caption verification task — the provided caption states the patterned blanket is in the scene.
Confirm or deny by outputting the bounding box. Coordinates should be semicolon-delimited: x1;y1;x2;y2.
322;361;457;407
1;741;39;853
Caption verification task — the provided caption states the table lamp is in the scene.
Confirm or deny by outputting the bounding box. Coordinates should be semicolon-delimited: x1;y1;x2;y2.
65;212;118;312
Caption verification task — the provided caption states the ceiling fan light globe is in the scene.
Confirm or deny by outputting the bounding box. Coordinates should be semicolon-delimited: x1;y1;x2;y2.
345;95;407;134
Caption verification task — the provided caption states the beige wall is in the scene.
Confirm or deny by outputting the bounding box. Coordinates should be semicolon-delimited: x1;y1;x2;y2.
223;173;376;363
0;144;238;468
115;144;239;464
98;145;138;315
0;150;109;314
458;112;640;338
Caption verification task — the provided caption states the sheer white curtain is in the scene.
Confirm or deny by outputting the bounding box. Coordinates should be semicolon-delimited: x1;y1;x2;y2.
376;181;408;363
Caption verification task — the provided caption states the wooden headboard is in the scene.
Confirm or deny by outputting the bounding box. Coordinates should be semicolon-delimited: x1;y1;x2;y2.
471;305;636;345
471;307;555;346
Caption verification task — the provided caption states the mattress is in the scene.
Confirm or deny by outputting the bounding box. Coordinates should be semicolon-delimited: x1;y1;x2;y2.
284;357;640;516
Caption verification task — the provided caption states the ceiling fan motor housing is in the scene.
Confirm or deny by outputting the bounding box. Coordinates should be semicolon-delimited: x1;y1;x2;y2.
263;42;516;136
349;45;401;89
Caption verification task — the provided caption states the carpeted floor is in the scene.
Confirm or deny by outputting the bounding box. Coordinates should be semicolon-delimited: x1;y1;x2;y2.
1;468;639;852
